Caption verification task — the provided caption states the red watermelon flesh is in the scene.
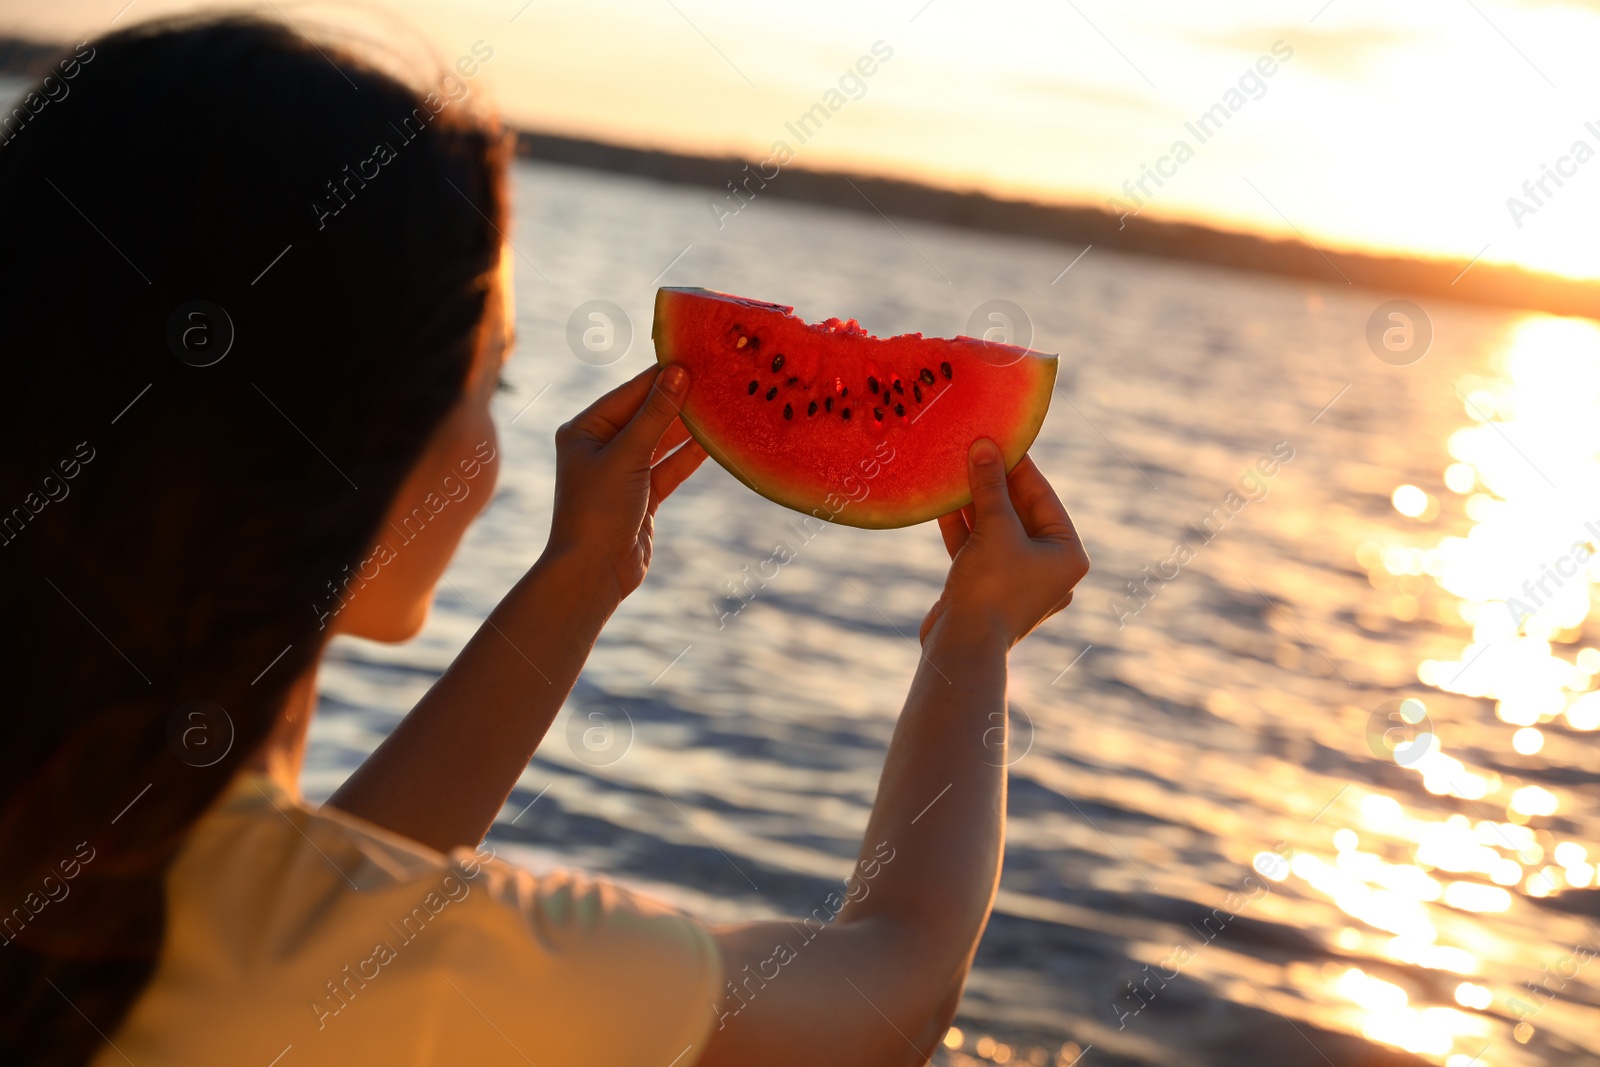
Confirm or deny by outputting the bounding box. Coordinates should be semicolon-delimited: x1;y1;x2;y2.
651;287;1058;529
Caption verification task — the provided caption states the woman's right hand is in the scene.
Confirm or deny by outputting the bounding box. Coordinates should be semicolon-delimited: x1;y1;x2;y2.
920;439;1090;648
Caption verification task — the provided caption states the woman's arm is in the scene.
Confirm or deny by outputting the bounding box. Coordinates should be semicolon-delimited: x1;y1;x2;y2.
328;366;705;852
695;442;1089;1067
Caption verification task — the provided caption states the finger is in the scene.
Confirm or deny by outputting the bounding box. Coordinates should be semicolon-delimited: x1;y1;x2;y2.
967;438;1024;537
1014;457;1091;595
650;416;692;465
1007;455;1081;545
960;504;975;532
647;438;707;513
919;597;947;644
567;365;661;444
936;512;970;559
615;365;690;460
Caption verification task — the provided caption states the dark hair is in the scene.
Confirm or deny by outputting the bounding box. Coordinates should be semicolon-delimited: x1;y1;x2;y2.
0;17;507;1063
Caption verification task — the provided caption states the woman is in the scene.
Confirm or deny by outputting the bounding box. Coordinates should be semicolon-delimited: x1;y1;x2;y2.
0;17;1088;1067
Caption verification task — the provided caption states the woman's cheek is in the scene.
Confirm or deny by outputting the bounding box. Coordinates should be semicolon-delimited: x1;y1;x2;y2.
473;430;499;514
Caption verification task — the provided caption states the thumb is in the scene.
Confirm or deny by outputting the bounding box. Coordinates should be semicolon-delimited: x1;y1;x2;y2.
615;365;690;459
967;438;1021;536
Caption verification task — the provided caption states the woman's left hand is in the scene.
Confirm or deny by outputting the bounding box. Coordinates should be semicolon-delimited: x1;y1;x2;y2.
544;364;708;603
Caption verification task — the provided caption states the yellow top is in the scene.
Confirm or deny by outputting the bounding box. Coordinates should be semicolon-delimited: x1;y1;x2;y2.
97;772;722;1067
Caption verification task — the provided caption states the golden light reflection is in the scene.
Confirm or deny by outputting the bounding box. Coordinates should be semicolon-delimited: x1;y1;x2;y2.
1386;937;1478;976
1338;967;1485;1057
1440;882;1512;914
1337;967;1407;1012
1291;315;1600;1062
1393;484;1434;520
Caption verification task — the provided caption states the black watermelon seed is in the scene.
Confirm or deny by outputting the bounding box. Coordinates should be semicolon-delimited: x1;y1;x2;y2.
940;361;953;379
919;368;936;384
748;336;761;351
913;383;922;402
892;380;904;395
786;376;798;385
894;403;905;416
747;380;759;395
842;408;852;420
807;401;818;416
841;387;849;398
873;407;884;421
783;403;793;420
765;386;778;401
771;353;785;373
825;397;834;412
868;376;879;393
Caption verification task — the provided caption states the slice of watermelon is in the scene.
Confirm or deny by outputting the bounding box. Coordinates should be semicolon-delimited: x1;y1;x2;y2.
651;287;1057;529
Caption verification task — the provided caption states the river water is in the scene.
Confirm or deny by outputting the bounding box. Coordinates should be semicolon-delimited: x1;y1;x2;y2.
305;158;1600;1067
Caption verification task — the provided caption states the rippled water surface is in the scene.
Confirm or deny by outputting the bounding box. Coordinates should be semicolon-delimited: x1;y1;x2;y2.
305;159;1600;1067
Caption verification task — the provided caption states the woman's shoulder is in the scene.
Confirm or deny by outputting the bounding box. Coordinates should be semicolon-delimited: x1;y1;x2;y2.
179;771;713;951
190;771;455;889
103;771;724;1066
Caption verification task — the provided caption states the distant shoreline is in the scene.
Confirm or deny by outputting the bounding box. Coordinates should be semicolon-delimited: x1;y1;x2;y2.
5;33;1595;319
509;129;1598;320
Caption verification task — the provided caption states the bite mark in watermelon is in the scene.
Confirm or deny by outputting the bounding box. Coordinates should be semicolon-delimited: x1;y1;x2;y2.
651;287;1057;529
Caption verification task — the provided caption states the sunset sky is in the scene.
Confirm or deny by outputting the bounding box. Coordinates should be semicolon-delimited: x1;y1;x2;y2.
9;0;1600;279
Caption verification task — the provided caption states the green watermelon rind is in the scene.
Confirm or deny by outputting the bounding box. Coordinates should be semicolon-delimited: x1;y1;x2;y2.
651;286;1058;530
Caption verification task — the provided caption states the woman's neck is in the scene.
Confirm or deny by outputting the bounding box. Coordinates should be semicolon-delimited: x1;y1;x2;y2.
244;663;319;797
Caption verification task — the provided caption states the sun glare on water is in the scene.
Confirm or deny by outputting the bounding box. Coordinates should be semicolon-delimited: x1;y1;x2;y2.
1272;315;1600;1064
